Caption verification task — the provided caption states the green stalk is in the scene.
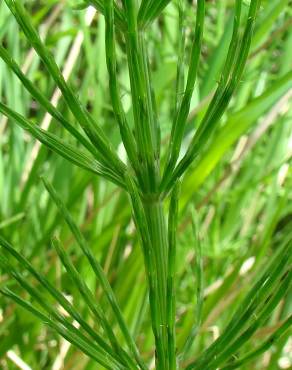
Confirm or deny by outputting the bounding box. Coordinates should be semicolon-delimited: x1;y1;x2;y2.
122;0;158;192
125;173;165;369
143;197;169;370
125;175;168;370
119;4;170;365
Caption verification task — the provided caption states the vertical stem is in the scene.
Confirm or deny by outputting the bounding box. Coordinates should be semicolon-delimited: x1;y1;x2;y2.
122;0;159;193
122;2;171;368
143;197;169;370
125;174;166;369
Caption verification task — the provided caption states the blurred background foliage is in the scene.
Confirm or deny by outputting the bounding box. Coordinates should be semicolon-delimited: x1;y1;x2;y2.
0;0;291;369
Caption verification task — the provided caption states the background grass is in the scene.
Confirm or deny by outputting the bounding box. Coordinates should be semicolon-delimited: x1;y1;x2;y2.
0;0;291;369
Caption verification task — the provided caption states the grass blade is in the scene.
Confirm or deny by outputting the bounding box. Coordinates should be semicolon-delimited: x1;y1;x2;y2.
181;69;292;203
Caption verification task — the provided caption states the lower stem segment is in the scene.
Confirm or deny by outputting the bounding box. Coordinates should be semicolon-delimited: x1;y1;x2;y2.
143;198;169;370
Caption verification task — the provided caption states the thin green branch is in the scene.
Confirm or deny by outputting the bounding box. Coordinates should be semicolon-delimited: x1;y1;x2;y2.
0;236;120;363
0;45;99;158
0;287;123;370
207;268;292;369
138;0;172;29
104;0;140;178
174;0;186;114
162;0;205;187
186;238;291;369
122;0;158;192
0;102;125;188
4;0;126;178
51;237;136;369
89;0;126;30
161;0;261;195
42;178;147;370
221;315;292;370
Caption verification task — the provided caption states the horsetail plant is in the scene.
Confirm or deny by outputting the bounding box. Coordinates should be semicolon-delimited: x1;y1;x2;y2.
0;0;291;369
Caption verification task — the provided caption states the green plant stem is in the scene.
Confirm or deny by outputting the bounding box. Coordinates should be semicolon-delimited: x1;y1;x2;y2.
142;197;169;370
125;174;165;370
122;0;159;192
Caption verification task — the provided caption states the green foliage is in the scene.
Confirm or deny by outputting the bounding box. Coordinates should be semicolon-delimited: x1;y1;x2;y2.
0;0;291;369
